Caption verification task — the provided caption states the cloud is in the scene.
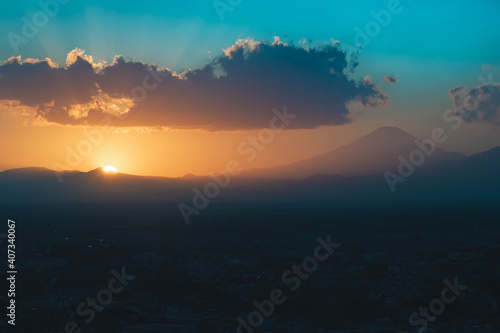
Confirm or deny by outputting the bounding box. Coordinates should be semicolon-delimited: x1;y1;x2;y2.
383;75;399;84
0;39;388;131
449;84;500;125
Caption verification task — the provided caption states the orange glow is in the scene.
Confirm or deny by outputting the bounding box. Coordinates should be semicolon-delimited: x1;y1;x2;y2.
0;110;385;178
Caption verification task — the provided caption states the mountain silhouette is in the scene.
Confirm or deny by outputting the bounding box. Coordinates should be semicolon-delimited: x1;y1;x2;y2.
244;126;465;179
1;129;499;206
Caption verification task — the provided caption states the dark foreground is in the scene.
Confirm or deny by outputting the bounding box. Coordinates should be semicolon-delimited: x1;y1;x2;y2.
1;203;499;332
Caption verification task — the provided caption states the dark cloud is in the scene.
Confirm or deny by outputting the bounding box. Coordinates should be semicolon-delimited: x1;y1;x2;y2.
0;39;388;130
383;75;398;84
0;55;97;108
449;84;500;125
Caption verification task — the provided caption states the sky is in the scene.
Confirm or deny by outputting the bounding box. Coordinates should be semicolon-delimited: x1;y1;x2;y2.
1;0;500;177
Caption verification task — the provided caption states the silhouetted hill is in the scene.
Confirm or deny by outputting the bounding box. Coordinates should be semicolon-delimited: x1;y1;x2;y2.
243;126;465;179
0;167;57;179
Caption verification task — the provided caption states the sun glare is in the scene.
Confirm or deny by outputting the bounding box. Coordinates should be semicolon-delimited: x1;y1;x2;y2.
103;165;118;173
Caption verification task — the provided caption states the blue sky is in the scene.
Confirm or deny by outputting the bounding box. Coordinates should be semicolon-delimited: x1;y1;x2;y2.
2;0;500;68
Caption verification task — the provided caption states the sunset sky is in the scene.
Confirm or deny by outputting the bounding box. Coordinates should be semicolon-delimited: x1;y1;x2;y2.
1;0;500;177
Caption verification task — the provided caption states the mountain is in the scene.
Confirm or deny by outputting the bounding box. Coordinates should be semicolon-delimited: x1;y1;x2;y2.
0;167;259;204
404;145;500;201
0;141;498;207
0;167;187;204
0;167;58;179
227;145;500;206
420;146;500;178
243;126;466;179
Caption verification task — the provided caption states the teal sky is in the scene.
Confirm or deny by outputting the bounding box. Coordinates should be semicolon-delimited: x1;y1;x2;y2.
2;0;500;68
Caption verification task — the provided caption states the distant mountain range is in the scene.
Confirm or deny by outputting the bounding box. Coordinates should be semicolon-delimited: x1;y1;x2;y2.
0;127;498;206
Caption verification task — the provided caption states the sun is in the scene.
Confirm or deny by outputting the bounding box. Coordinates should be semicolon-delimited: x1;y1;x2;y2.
103;165;118;173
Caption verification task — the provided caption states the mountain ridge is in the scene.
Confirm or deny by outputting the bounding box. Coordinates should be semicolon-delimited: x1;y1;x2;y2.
243;126;466;179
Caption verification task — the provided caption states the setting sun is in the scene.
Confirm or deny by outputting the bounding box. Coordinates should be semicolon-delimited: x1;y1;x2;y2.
103;165;118;173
